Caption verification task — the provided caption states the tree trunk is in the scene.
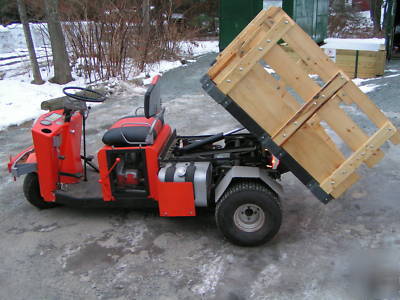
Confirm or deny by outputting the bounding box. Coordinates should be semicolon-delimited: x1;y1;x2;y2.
143;0;150;38
370;0;383;32
44;0;73;84
17;0;44;85
140;0;150;72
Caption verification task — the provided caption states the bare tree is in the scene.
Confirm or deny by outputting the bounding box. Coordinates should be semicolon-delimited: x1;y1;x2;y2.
17;0;44;84
370;0;383;32
44;0;72;84
143;0;150;38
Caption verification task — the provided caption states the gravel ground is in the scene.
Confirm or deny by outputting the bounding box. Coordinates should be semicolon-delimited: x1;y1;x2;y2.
0;53;400;299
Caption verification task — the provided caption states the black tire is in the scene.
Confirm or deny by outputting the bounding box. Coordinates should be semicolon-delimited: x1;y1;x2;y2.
215;180;281;246
23;173;57;209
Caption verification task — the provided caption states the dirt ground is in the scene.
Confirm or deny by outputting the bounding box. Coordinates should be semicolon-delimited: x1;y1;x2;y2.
1;53;400;299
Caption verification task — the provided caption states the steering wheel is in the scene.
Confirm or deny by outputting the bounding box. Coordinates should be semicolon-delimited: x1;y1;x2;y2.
63;87;106;103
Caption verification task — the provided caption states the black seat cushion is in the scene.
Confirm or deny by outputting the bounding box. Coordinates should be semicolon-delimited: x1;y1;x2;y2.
102;126;157;147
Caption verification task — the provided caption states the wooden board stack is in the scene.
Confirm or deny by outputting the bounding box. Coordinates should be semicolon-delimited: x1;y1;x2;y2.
203;7;399;202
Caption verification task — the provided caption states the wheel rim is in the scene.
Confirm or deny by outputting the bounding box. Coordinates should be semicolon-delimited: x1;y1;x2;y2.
233;204;265;232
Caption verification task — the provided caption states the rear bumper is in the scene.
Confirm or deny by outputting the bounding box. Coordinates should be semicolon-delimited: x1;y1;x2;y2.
8;146;37;177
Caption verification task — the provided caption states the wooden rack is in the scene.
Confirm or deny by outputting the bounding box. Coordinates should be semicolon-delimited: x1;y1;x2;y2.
203;7;399;202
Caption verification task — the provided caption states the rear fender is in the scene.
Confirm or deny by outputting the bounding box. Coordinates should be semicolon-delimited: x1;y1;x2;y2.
215;166;283;202
8;145;37;177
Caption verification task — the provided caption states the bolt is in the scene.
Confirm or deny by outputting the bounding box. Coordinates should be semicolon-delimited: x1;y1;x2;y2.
239;67;243;71
283;133;287;137
258;47;264;51
226;79;231;83
266;39;271;43
284;20;289;24
331;180;335;185
294;122;298;126
321;94;326;99
313;101;317;105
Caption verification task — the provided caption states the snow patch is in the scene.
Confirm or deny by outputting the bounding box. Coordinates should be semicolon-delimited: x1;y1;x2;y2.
358;84;382;94
191;255;224;295
0;40;218;131
322;38;385;51
0;75;87;130
249;264;282;299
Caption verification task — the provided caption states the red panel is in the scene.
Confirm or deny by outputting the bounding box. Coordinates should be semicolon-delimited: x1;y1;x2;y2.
157;182;196;217
97;147;114;201
32;109;83;201
97;123;196;216
59;113;83;183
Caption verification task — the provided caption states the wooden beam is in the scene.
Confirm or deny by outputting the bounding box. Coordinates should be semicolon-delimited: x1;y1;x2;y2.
320;121;397;194
272;72;349;146
216;16;294;94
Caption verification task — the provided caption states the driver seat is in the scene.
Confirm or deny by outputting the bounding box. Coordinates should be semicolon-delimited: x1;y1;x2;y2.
102;76;164;147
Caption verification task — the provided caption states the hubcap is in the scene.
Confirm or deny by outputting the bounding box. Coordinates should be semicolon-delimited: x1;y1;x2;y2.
233;204;265;232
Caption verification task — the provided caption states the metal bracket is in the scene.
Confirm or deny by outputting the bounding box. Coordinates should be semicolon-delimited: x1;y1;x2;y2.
201;75;232;107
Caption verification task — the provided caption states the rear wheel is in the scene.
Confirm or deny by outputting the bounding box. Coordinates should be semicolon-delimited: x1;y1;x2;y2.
215;180;281;246
23;173;57;209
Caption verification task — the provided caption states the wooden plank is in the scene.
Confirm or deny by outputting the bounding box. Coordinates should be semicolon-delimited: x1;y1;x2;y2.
272;72;348;146
282;123;346;183
228;67;298;134
283;24;338;82
264;45;320;99
330;172;360;198
209;8;281;79
318;96;384;168
229;65;346;183
320;121;397;194
236;63;348;165
341;81;400;145
216;16;295;94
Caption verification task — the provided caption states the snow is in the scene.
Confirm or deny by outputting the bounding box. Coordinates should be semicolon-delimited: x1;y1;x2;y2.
322;38;385;51
0;23;49;54
0;75;86;130
182;40;219;57
139;40;219;85
0;39;219;130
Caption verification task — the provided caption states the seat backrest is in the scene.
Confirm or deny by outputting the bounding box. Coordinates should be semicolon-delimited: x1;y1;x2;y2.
144;75;162;119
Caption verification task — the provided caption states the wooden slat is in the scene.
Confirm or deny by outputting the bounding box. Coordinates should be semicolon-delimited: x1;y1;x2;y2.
209;8;282;79
264;43;386;167
216;16;294;94
264;45;318;99
318;96;384;168
229;65;346;183
341;82;400;145
272;72;348;146
282;122;346;183
331;172;360;198
320;121;397;194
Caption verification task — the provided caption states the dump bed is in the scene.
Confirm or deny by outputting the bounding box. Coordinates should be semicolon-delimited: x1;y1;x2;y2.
202;7;400;203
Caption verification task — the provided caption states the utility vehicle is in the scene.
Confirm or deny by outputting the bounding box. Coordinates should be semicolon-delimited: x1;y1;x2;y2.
8;75;285;246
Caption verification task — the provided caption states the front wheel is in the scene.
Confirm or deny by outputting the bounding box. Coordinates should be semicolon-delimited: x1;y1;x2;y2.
23;173;57;209
215;180;281;246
